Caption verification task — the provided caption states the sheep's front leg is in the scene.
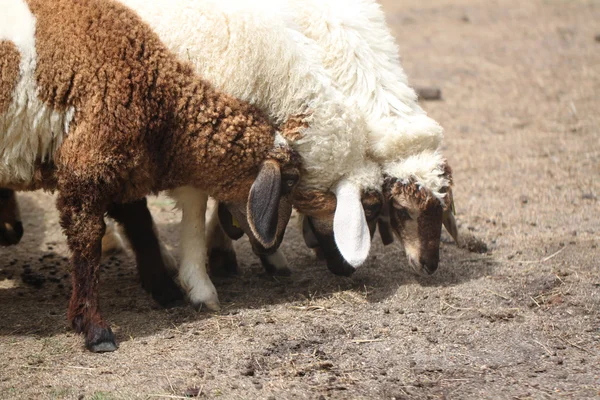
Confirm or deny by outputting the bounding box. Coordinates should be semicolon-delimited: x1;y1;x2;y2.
206;201;239;276
170;187;220;310
107;199;184;307
57;191;116;352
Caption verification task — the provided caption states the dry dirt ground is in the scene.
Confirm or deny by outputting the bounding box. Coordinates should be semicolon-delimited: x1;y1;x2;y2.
1;0;599;398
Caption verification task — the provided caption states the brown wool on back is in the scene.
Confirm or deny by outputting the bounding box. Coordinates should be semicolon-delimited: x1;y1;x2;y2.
25;0;276;202
0;41;20;114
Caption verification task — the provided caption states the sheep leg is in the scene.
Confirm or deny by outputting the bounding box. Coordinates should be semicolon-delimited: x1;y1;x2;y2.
206;202;290;276
206;200;239;276
57;191;116;352
170;187;220;311
107;199;184;307
0;188;24;246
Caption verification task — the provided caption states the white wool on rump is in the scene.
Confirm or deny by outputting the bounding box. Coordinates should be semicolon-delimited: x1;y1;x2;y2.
283;0;448;199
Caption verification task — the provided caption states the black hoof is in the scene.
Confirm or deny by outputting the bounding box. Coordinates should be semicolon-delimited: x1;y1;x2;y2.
209;249;239;277
86;325;118;353
151;278;185;308
139;265;185;308
0;221;23;246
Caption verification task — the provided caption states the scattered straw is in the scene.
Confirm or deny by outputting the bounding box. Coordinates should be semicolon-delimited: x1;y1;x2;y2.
520;247;565;265
350;339;383;344
484;289;511;301
555;336;592;355
533;339;553;356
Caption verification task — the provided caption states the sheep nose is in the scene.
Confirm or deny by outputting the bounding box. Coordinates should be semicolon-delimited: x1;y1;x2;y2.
419;256;439;275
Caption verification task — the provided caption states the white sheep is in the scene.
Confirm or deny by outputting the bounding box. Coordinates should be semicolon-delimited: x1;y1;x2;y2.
280;0;459;274
120;0;384;272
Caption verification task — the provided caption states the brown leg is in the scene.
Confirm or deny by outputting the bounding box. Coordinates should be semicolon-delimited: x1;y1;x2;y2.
57;190;117;352
107;199;184;307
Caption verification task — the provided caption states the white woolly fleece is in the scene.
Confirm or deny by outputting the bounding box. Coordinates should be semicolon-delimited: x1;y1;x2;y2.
119;0;379;195
384;151;450;204
283;0;446;187
0;0;74;186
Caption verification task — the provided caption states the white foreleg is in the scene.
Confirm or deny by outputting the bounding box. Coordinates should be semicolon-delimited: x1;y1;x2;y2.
170;187;219;311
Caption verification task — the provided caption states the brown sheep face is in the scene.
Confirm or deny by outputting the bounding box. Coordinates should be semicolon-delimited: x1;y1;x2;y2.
298;189;383;276
0;189;23;246
218;160;300;255
383;171;457;275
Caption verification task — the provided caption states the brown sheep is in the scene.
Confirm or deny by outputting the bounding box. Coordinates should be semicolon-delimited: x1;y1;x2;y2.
0;0;300;352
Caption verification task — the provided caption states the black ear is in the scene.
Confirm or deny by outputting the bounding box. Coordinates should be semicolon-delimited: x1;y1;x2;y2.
218;203;244;240
302;216;319;248
377;201;395;246
247;160;281;248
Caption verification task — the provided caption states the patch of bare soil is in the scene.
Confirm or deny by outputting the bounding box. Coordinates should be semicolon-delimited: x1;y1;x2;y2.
1;0;599;398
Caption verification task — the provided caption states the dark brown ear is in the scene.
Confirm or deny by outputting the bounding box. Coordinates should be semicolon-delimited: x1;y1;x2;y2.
442;189;459;244
378;219;394;245
443;211;459;244
247;160;282;248
218;203;244;240
376;199;394;246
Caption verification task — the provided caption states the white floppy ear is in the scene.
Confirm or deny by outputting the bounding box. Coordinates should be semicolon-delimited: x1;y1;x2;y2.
333;180;371;268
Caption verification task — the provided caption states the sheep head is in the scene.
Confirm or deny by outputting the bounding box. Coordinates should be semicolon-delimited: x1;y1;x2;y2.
382;162;457;275
218;137;301;254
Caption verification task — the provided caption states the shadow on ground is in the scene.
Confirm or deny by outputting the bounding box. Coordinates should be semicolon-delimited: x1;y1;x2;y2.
1;203;494;345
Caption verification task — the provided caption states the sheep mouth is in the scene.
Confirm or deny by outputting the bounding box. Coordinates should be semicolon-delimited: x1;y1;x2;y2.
407;256;438;276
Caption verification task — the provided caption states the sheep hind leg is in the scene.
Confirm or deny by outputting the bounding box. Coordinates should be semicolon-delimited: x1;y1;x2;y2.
0;188;24;246
206;200;239;277
170;187;220;311
57;191;116;352
107;199;184;308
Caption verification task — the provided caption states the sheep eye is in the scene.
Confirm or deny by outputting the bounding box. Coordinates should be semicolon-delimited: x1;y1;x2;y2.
281;173;299;193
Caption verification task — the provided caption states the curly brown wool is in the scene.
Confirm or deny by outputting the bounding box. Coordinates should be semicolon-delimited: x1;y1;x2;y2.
293;189;337;217
384;162;453;212
279;113;310;142
0;41;20;114
7;0;288;351
387;179;438;211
